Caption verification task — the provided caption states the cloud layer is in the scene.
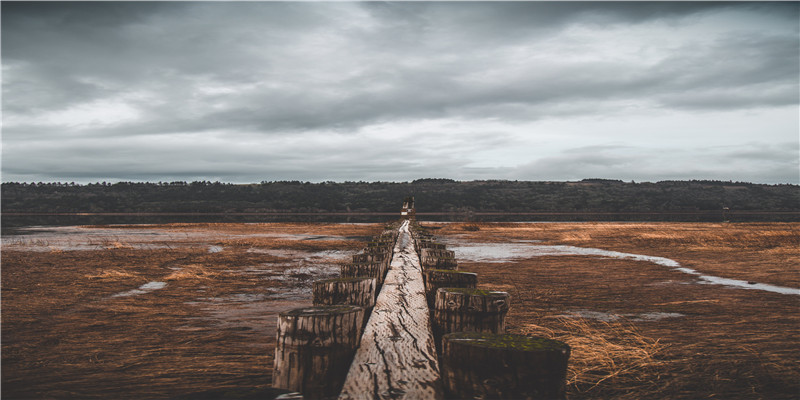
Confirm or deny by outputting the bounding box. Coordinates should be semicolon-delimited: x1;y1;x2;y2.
3;2;798;183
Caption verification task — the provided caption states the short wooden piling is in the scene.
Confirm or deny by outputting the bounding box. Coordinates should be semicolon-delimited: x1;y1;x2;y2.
273;305;365;399
441;332;570;400
432;287;510;350
420;248;458;270
423;269;477;308
352;251;390;264
313;277;377;313
339;262;387;288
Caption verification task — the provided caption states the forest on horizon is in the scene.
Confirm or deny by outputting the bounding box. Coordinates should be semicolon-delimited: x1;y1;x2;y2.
3;179;798;218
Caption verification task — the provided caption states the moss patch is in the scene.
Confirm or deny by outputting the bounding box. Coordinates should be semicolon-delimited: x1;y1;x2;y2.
445;332;569;352
317;277;375;284
282;305;362;316
430;269;477;275
442;287;504;296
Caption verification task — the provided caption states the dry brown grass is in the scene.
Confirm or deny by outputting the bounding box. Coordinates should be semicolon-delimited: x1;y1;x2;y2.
4;221;798;399
164;264;219;280
522;317;665;397
449;222;800;399
2;222;384;399
85;269;140;280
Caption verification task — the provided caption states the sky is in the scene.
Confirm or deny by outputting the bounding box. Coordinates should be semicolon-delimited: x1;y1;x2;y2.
2;1;798;184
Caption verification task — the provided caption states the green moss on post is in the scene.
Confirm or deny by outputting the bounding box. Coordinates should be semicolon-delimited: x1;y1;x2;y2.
441;332;570;400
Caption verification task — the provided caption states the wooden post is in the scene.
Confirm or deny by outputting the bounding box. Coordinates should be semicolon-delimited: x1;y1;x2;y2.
313;277;376;312
273;305;365;399
432;288;510;351
420;248;458;271
416;241;447;259
424;269;477;308
339;262;387;288
352;251;390;264
441;332;570;400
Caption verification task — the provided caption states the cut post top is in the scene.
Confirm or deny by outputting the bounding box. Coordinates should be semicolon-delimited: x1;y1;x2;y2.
444;332;570;353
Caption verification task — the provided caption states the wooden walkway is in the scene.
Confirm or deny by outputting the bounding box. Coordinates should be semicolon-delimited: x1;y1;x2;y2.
339;220;443;400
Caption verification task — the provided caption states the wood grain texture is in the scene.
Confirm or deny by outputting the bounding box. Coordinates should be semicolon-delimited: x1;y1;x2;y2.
419;248;458;271
340;262;388;288
313;277;377;310
432;288;510;352
339;220;444;400
423;270;477;308
273;305;366;399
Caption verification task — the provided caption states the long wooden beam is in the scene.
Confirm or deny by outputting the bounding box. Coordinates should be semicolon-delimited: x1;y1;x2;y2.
339;220;443;400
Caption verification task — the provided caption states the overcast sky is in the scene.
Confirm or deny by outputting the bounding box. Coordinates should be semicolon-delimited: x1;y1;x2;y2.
2;1;798;184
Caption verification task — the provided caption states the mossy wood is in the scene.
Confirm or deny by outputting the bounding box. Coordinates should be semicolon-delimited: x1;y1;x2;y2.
432;287;510;351
441;332;570;400
273;305;365;399
424;270;477;308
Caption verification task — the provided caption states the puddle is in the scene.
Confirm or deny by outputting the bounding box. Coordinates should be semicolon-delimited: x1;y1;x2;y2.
112;281;167;297
283;264;339;280
1;226;205;252
446;240;800;296
301;235;369;241
185;289;312;336
247;248;351;262
560;310;685;322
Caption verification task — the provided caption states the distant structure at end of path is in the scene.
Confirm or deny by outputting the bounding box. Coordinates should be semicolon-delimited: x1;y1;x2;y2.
401;196;415;218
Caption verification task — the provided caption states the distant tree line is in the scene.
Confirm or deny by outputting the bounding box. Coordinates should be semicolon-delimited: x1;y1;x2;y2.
2;179;798;216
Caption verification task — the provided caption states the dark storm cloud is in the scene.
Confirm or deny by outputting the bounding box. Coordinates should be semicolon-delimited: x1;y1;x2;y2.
2;2;798;183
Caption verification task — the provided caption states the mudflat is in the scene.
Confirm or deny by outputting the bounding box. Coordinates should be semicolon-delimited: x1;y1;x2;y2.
2;222;798;399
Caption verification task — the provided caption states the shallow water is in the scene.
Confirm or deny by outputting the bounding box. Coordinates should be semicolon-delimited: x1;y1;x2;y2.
559;310;686;322
445;239;800;296
112;281;167;297
1;226;364;253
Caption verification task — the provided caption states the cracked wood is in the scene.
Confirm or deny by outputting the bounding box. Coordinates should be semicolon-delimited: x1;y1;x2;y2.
339;220;443;400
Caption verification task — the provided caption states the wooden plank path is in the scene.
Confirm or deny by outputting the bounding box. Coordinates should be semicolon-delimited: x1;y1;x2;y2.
339;219;444;400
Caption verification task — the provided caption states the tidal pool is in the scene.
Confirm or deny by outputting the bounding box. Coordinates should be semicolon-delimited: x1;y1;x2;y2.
445;240;800;296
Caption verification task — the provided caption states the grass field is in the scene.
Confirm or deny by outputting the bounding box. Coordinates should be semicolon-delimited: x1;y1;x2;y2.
2;222;798;399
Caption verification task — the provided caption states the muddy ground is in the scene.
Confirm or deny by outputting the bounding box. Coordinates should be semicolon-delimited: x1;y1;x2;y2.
2;222;798;399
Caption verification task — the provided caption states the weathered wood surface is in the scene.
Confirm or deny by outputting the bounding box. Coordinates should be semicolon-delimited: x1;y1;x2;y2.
419;248;458;271
432;288;510;351
423;270;477;308
273;305;366;399
313;277;377;309
339;220;443;400
340;262;388;288
353;252;390;264
441;332;570;399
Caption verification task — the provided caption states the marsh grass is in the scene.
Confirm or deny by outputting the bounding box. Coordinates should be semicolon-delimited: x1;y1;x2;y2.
522;317;665;397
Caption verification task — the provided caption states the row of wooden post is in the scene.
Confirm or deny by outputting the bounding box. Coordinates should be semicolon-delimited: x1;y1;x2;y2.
409;221;571;400
272;217;570;399
272;222;401;399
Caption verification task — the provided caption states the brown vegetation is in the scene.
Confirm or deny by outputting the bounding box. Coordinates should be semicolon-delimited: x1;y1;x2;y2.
2;222;798;399
435;222;800;399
